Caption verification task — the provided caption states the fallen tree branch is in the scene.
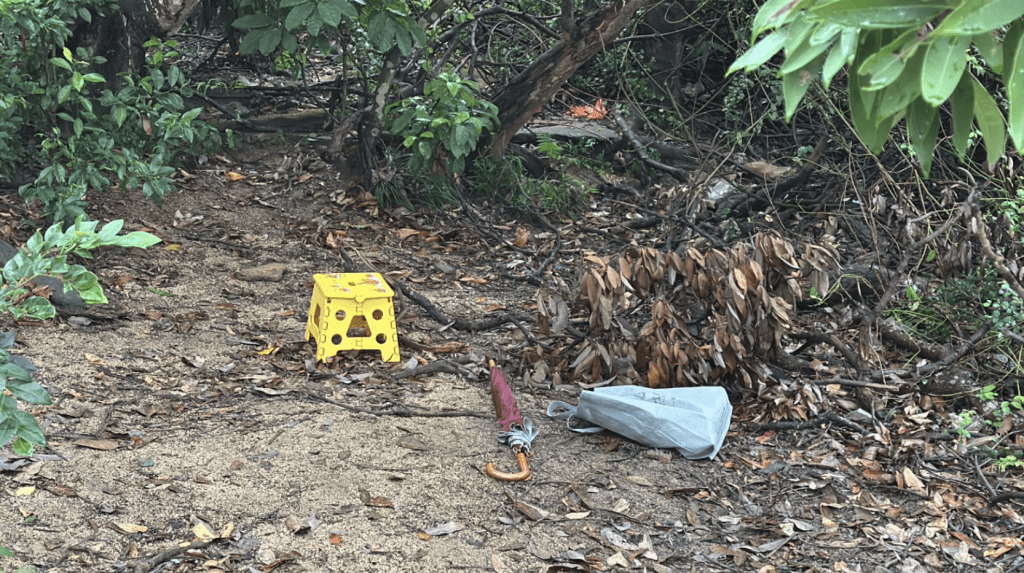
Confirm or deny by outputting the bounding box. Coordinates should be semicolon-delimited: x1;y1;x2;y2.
134;540;212;573
611;110;688;183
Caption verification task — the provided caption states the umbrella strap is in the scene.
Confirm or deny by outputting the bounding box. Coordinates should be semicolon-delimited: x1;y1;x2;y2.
497;417;538;451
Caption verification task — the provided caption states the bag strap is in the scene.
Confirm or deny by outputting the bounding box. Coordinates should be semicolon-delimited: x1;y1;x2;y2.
546;401;605;434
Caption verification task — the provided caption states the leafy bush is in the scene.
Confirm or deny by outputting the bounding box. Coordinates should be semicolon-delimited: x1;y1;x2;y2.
729;0;1024;175
1;218;160;456
0;0;222;224
387;72;500;175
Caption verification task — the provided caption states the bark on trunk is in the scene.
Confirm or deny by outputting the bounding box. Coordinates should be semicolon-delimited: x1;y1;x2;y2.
487;0;659;157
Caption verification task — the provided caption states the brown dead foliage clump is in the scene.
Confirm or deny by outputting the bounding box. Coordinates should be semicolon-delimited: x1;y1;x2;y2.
535;232;839;407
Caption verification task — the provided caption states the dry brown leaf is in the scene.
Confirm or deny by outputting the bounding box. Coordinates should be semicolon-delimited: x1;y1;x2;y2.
74;438;120;451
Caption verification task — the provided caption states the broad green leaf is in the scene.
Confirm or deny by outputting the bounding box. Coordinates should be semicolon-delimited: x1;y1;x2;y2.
810;0;949;29
12;436;35;457
784;18;817;56
5;379;51;405
259;27;282;54
50;57;72;71
1004;20;1024;79
0;415;17;449
368;12;392;52
13;410;45;446
782;53;825;120
823;28;858;89
1007;26;1024;150
974;31;1003;74
850;35;899;153
395;25;411;55
933;0;1024;36
751;0;810;39
285;2;315;31
111;230;160;249
0;331;14;349
859;28;922;91
727;29;787;75
319;0;344;28
17;297;55;321
238;29;264;54
307;10;324;36
72;71;84;92
282;31;299;52
920;35;970;106
232;14;274;29
279;0;306;7
906;97;940;176
876;48;924;120
780;24;834;74
972;75;1007;167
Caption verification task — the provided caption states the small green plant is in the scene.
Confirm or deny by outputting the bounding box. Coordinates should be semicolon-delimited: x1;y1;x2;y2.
1;218;160;456
0;542;36;573
387;71;500;175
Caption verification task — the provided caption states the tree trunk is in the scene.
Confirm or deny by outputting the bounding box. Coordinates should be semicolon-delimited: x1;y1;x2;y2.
487;0;659;157
76;0;199;88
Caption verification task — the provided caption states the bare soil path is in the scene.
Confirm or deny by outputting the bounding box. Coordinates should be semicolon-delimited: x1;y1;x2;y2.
1;141;1021;573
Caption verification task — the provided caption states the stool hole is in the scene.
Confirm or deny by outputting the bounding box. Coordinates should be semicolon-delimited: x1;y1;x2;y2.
347;315;369;337
313;304;321;325
331;334;342;345
335;310;346;321
376;333;386;344
372;309;383;320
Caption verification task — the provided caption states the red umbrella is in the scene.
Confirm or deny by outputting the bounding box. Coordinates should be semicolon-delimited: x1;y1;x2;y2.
485;360;538;481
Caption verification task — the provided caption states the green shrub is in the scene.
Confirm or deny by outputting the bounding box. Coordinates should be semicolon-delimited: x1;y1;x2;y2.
0;218;160;456
0;0;222;225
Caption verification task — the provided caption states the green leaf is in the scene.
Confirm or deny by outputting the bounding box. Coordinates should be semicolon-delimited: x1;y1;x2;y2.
971;75;1007;167
280;0;306;7
809;0;949;29
780;24;834;75
239;29;266;54
394;25;411;55
1004;20;1024;81
82;73;105;84
858;28;923;91
0;545;14;557
259;26;282;54
0;331;14;349
920;35;970;106
0;411;16;449
13;410;45;446
319;0;344;28
232;14;275;29
4;379;51;405
281;31;299;52
306;10;324;36
12;436;35;457
974;31;1003;74
876;48;924;120
906;97;940;176
285;2;315;31
16;297;56;320
72;71;84;92
727;29;787;75
751;0;807;38
933;0;1024;36
822;27;858;89
783;18;817;57
50;57;72;71
782;53;826;120
949;73;974;158
849;35;900;153
1007;26;1024;150
368;11;393;52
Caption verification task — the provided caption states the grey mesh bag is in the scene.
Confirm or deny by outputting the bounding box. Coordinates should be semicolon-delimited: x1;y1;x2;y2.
547;386;732;459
